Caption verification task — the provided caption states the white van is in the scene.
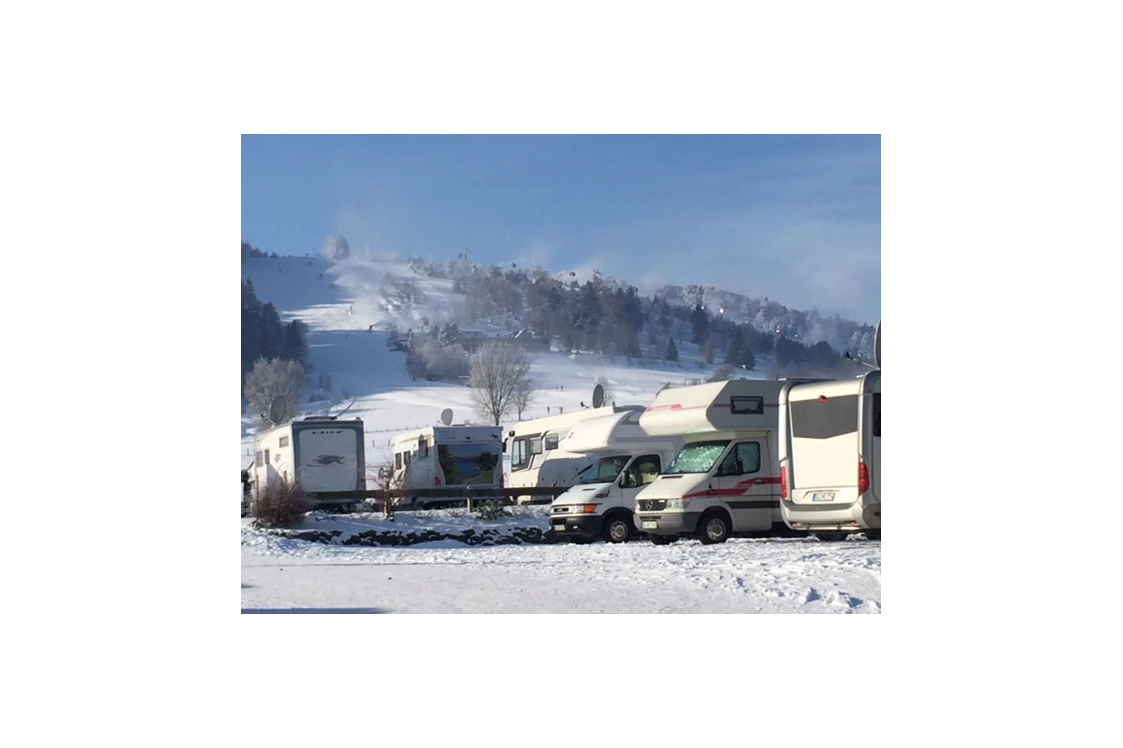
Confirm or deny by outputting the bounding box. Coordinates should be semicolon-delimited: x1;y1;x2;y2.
778;370;880;540
503;405;645;503
389;425;503;508
548;409;685;543
633;379;820;544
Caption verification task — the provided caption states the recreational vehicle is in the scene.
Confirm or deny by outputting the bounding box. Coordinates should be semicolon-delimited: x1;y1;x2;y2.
503;405;645;503
389;425;504;508
777;370;880;540
548;409;685;543
633;379;821;544
250;416;366;505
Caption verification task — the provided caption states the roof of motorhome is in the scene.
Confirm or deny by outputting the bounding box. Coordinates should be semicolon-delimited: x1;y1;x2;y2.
505;404;644;438
561;408;679;454
640;379;786;437
784;371;879;401
391;425;503;443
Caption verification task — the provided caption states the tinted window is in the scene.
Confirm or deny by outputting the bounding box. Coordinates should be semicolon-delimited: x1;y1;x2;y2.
511;438;529;469
873;393;881;438
544;434;559;451
730;396;764;415
719;442;761;475
626;454;662;487
438;443;500;485
790;395;859;440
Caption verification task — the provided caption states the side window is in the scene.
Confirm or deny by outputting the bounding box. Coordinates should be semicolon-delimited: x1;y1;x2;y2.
395;453;402;470
720;443;760;475
628;454;662;486
530;437;544;455
404;451;411;466
511;438;529;470
279;436;290;448
264;449;271;465
736;443;761;474
544;433;560;451
730;396;764;414
255;451;264;467
873;393;881;437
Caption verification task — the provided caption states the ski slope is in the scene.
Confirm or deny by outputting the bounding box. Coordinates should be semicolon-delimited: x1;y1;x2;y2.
241;253;753;465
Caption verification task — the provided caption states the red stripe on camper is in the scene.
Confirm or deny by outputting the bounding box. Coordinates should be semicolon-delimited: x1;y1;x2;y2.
683;476;782;499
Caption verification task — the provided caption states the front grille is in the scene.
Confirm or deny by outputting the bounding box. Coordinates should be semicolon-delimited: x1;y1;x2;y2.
638;499;667;512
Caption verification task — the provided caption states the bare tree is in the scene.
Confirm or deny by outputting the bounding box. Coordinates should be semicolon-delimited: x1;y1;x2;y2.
512;377;535;420
368;453;410;518
469;341;532;425
708;363;734;382
243;357;306;427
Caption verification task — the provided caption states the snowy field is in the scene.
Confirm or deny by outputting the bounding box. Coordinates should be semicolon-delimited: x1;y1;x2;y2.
242;520;880;614
240;253;881;613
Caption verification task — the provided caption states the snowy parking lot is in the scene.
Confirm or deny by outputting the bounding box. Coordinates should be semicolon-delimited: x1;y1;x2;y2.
241;521;881;613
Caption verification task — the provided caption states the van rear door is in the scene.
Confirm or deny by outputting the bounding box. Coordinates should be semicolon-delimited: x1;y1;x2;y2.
295;425;362;492
787;390;861;505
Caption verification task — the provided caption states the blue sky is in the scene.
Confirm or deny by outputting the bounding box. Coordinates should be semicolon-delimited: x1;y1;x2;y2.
241;135;880;323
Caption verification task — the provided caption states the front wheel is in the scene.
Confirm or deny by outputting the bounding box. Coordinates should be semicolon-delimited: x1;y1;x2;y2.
649;534;678;546
603;515;632;543
813;532;849;542
698;513;731;544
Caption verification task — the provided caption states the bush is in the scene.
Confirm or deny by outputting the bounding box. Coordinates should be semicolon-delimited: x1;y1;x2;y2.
474;499;512;520
252;479;312;528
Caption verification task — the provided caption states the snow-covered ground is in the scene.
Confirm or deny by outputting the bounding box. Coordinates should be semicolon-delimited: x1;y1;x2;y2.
242;515;880;614
240;253;881;613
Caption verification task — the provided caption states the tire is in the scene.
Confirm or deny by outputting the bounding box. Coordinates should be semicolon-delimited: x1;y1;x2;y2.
813;532;849;542
864;529;881;541
649;534;678;545
602;514;633;544
698;511;732;544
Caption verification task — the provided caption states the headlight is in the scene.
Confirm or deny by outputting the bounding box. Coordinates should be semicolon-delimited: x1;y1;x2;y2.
665;498;691;510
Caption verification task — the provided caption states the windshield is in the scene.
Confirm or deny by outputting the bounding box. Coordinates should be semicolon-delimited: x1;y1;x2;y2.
437;443;500;485
666;441;730;475
580;455;631;484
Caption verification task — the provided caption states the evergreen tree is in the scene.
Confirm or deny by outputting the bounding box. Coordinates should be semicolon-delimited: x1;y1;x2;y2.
665;338;679;362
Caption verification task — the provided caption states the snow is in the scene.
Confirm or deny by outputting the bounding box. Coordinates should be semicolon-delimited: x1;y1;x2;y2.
240;253;880;613
242;517;880;614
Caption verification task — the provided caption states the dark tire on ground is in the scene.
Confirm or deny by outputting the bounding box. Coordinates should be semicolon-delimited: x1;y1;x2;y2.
697;511;732;544
813;532;849;542
602;513;633;543
649;534;678;545
864;529;881;541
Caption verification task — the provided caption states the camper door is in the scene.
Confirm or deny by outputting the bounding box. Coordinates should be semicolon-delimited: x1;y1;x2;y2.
709;440;775;530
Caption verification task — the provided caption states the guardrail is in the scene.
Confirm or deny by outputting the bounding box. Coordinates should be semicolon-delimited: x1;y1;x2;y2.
305;485;572;510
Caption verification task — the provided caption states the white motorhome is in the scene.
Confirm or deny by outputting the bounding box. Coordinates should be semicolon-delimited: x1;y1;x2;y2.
503;405;645;503
548;409;685;543
633;379;821;545
778;370;880;541
388;425;503;508
250;416;366;505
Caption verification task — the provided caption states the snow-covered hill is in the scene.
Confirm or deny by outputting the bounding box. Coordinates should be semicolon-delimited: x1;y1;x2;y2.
240;252;765;466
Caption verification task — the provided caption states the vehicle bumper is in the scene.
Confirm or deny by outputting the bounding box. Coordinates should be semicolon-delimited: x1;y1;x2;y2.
634;512;702;535
550;513;604;538
781;496;880;532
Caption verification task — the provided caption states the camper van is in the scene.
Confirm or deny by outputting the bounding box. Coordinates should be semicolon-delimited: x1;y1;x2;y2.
503;405;645;503
250;416;366;505
633;379;821;545
389;425;503;508
778;370;881;541
548;409;685;543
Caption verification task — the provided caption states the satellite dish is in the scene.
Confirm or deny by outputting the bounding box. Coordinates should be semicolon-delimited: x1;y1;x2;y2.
440;408;453;426
592;383;605;409
874;319;881;369
268;396;286;425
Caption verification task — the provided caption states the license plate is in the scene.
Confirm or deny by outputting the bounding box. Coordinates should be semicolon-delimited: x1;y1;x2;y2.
642;521;658;530
810;492;836;502
553;523;567;531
